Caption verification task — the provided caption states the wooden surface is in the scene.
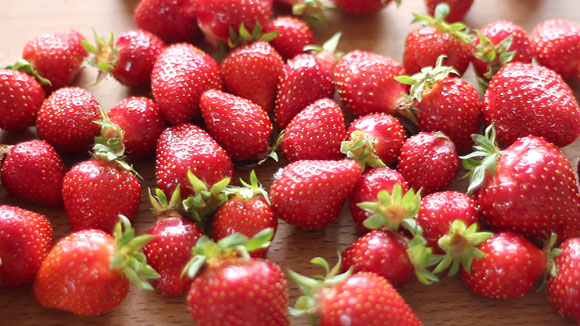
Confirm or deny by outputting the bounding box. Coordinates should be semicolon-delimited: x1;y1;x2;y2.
1;0;579;325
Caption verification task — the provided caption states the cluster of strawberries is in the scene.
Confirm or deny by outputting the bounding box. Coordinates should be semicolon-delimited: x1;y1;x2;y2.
2;0;580;325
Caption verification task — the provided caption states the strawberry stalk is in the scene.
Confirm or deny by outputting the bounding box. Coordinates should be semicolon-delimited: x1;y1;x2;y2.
149;185;183;219
292;0;336;25
223;170;270;203
406;233;442;284
411;3;473;45
544;233;562;278
304;32;343;65
81;30;119;85
182;170;231;228
474;31;517;82
340;130;387;170
5;58;52;86
226;21;279;48
460;124;501;194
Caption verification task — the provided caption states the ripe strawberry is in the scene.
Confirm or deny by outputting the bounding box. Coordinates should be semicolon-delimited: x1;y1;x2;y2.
83;29;165;87
281;98;346;162
0;205;53;287
425;0;473;22
134;0;201;43
483;62;580;148
547;237;580;323
221;41;283;112
334;50;407;117
265;16;314;60
1;140;65;206
461;232;545;299
398;132;460;194
36;87;101;154
0;68;45;130
531;19;580;79
403;4;472;75
34;216;159;315
22;29;87;92
151;43;222;125
270;160;362;229
108;97;167;157
335;0;399;15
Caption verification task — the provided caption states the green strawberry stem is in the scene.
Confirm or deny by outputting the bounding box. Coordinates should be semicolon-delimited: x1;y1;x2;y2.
227;21;279;48
149;185;183;218
340;130;386;171
411;3;473;45
5;58;52;86
460;124;501;194
292;0;336;25
304;32;343;65
406;233;442;284
543;233;562;278
223;170;270;204
81;29;119;85
182;170;231;229
395;55;460;102
474;30;516;80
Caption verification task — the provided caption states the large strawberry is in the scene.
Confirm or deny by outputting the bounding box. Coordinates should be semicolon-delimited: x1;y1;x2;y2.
335;0;399;15
151;43;222;125
547;237;580;323
425;0;473;22
134;0;201;43
531;19;580;79
265;16;314;60
34;216;159;315
0;205;53;287
483;62;580;148
0;68;45;130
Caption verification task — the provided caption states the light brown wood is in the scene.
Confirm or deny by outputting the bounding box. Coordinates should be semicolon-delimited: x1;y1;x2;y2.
1;0;579;325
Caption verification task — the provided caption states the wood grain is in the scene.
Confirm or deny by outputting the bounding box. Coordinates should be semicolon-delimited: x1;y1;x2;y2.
1;0;579;325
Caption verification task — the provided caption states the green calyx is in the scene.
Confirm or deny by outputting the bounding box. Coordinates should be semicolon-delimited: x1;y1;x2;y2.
474;31;516;80
432;220;493;276
182;170;231;228
227;21;279;49
304;32;343;58
293;0;336;25
544;233;562;278
223;170;270;204
411;3;473;45
460;124;501;195
81;30;118;85
149;185;183;218
110;215;160;290
5;58;52;86
406;232;442;284
395;55;460;102
340;130;386;171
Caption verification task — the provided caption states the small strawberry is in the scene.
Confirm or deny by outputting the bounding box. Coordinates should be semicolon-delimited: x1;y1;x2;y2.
34;216;159;315
200;90;273;161
151;43;222;125
0;140;65;206
270;160;362;229
547;237;580;323
36;87;101;154
134;0;201;43
0;205;53;287
0;67;45;130
425;0;473;22
265;16;314;60
281;98;346;162
397;132;460;194
483;62;580;148
108;97;167;157
335;0;399;15
531;19;580;79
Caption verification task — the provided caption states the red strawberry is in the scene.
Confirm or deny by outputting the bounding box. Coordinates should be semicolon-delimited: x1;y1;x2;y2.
334;50;407;117
221;41;283;112
134;0;201;43
335;0;399;15
22;29;87;92
0;205;53;287
34;216;159;315
425;0;473;22
281;98;346;162
483;62;580;148
0;68;45;130
36;87;101;154
547;237;580;323
270;160;362;229
531;19;580;79
151;43;222;125
398;132;460;194
1;140;65;206
461;232;545;299
108;97;167;157
265;16;314;60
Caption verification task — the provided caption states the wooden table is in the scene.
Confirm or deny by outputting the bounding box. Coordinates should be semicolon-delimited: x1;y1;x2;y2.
1;0;579;325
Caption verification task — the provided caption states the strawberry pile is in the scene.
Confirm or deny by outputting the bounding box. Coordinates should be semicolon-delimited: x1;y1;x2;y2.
2;0;580;325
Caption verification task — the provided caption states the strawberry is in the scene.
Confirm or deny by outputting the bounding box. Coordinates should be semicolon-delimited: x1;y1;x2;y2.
0;205;53;287
281;98;346;162
0;140;65;206
183;229;289;326
36;87;101;154
213;171;277;258
531;19;580;79
200;90;273;161
108;97;167;157
82;29;165;87
22;29;87;92
461;232;545;299
334;0;399;15
334;50;407;117
270;160;362;229
265;16;314;60
403;3;472;76
547;237;580;323
0;68;45;130
151;43;222;125
221;41;283;112
482;62;580;148
34;216;159;315
425;0;473;22
134;0;201;43
397;132;460;194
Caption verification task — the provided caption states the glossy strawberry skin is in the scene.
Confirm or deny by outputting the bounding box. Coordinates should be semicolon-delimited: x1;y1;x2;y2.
62;160;142;233
266;16;314;60
1;140;65;206
425;0;473;22
341;230;413;288
109;97;167;157
151;43;222;125
349;167;407;232
335;0;393;15
36;87;101;154
221;41;283;112
134;0;201;43
270;160;362;230
348;113;406;166
0;69;45;130
143;217;203;295
281;98;346;162
461;232;545;299
0;205;53;287
547;238;580;323
531;19;580;79
156;123;234;198
34;230;129;315
334;50;407;117
187;258;289;326
483;62;580;148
